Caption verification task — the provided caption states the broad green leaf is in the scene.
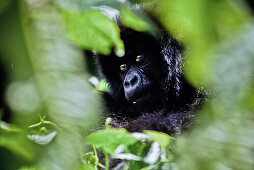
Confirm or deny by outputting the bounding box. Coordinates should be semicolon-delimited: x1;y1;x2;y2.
120;8;160;38
129;0;155;3
0;121;22;132
121;8;151;32
86;128;138;155
63;10;124;56
19;166;41;170
0;122;35;161
54;0;123;12
19;0;102;169
144;130;170;147
79;164;96;170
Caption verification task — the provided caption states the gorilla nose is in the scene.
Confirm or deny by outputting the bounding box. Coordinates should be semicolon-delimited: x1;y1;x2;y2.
124;74;139;88
124;71;143;101
124;73;141;101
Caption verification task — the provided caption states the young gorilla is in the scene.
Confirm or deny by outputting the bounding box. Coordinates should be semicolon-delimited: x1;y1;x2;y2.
97;22;202;136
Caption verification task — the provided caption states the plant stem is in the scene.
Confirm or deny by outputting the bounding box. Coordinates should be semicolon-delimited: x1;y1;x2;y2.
123;161;130;170
105;152;109;170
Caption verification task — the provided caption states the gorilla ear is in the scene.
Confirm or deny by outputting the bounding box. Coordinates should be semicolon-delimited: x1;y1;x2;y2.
160;31;183;96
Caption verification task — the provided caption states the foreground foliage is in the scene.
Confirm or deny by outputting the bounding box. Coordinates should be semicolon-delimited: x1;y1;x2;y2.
1;0;254;170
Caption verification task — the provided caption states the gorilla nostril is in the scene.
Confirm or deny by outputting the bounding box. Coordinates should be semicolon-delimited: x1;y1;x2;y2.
124;80;130;87
130;76;138;86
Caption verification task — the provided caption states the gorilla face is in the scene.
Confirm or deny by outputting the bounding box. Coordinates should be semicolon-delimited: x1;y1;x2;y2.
121;54;153;101
98;29;172;112
120;53;161;104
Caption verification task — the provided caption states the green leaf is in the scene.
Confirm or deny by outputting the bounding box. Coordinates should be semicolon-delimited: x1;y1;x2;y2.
18;1;102;168
0;121;22;133
129;0;155;3
82;152;98;165
144;130;170;147
155;0;250;84
82;150;105;169
0;0;13;14
0;122;35;161
27;131;57;146
120;8;161;38
79;163;96;170
27;120;58;145
54;0;123;12
121;8;151;32
96;79;109;92
86;128;138;155
18;166;41;170
63;10;124;56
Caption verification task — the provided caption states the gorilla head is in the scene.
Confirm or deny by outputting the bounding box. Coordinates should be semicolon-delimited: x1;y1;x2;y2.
97;25;201;134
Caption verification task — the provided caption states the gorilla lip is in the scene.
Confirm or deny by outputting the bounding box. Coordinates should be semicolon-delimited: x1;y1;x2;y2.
131;92;153;104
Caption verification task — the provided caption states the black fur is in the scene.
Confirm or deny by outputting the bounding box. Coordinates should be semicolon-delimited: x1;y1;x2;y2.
97;24;202;135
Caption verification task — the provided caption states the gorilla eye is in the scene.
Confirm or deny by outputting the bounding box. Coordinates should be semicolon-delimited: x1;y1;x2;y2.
120;64;127;72
136;55;144;63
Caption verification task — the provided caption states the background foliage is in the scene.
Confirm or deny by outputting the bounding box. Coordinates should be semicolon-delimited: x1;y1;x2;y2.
0;0;254;170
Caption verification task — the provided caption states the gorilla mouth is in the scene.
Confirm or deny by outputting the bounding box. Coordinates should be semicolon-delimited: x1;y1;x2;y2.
132;93;153;103
124;82;158;104
129;89;156;104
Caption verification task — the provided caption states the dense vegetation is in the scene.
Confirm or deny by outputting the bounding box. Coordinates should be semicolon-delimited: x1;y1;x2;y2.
1;0;254;170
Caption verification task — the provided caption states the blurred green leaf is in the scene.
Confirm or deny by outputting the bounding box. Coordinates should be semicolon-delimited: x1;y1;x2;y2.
0;0;32;82
211;24;254;109
121;8;160;37
27;131;57;146
6;79;42;114
54;0;123;12
96;80;109;92
0;0;13;14
63;10;124;56
1;0;254;169
144;130;170;148
129;0;155;3
121;8;151;32
79;163;96;170
18;0;102;169
0;122;36;162
155;0;250;85
0;121;21;133
174;119;254;170
19;166;40;170
170;21;254;170
86;128;138;155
